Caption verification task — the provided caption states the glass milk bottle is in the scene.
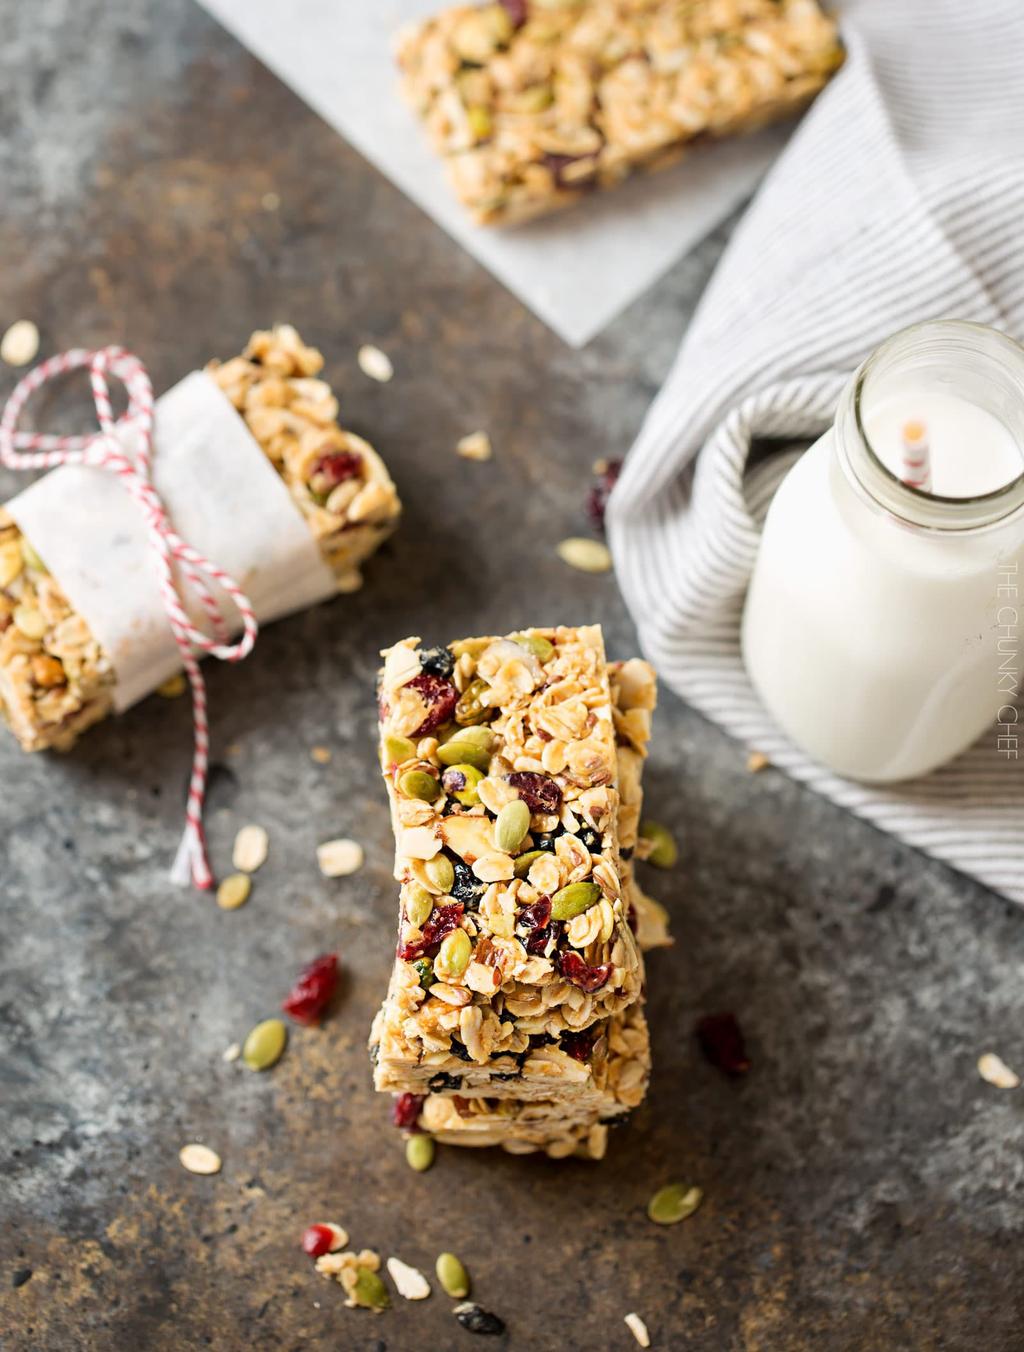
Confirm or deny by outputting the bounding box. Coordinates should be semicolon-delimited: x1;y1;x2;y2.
742;320;1024;783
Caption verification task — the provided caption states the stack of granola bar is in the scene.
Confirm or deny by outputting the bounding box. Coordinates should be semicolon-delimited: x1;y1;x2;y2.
370;626;668;1160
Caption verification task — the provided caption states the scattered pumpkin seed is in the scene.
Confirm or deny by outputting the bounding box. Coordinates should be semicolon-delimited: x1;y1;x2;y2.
352;1265;390;1310
978;1052;1020;1089
310;745;332;764
436;1252;470;1299
216;873;252;911
156;673;187;698
316;837;364;877
639;820;678;870
456;429;492;461
550;880;602;921
12;605;46;640
383;734;416;766
435;928;472;982
357;344;393;383
624;1312;651;1347
437;738;491;772
424;854;455;894
1;319;40;367
494;799;530;854
232;824;269;873
386;1255;431;1301
512;632;554;662
242;1017;288;1072
179;1143;222;1175
442;724;494;751
406;1133;436;1172
399;769;441;802
746;750;770;773
647;1183;702;1225
557;537;613;574
455;678;494;726
405;881;435;927
513;849;545;879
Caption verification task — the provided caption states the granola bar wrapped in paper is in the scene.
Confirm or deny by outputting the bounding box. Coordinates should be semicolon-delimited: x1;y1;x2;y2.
0;327;400;752
396;0;844;227
371;632;665;1158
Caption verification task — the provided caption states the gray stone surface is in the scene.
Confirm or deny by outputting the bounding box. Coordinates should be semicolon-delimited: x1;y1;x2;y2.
1;4;1022;1349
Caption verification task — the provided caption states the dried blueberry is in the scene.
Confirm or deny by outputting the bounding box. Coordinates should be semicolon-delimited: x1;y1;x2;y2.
419;645;455;679
450;856;486;908
429;1072;462;1091
533;831;559;853
454;1302;506;1336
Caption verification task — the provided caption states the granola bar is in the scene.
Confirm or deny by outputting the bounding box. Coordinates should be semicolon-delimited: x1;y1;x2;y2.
373;628;650;1098
0;326;400;752
396;0;844;227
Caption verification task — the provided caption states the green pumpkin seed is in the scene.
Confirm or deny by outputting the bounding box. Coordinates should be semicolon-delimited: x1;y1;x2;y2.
550;880;602;921
455;678;494;726
242;1017;287;1072
467;105;493;140
405;881;434;927
20;538;47;573
216;872;251;911
436;1252;470;1299
640;820;678;869
442;763;484;806
494;799;530;854
512;632;554;662
435;928;472;981
413;957;435;990
436;738;491;772
383;734;416;766
352;1266;390;1310
647;1183;702;1225
513;849;545;879
424;854;455;894
442;725;495;751
406;1133;436;1172
399;769;440;802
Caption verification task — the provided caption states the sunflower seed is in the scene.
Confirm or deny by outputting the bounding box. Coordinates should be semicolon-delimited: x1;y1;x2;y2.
317;838;364;877
978;1052;1020;1089
1;319;40;367
358;344;393;382
232;824;269;873
386;1256;431;1300
179;1143;221;1175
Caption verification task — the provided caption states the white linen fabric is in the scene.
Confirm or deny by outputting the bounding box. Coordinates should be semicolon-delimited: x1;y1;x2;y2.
608;0;1024;904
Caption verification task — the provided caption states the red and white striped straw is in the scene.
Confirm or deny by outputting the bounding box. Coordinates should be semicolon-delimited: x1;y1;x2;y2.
0;346;259;890
900;418;932;492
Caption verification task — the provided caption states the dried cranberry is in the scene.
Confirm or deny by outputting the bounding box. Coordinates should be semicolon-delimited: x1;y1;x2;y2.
696;1012;751;1076
499;0;528;26
542;151;592;188
561;1028;595;1062
586;458;622;533
406;673;458;737
418;645;455;679
311;450;362;489
556;950;612;992
517;896;551;934
301;1224;335;1258
281;953;339;1026
525;925;551;955
391;1092;425;1130
508;771;562;814
398;902;465;961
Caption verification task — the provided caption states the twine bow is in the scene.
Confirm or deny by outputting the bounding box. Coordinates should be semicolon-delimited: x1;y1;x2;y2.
0;346;259;889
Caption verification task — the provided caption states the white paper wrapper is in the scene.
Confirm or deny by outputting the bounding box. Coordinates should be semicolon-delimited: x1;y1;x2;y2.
196;0;789;348
7;371;337;710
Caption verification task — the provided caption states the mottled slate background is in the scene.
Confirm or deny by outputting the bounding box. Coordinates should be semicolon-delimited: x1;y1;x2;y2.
1;4;1022;1349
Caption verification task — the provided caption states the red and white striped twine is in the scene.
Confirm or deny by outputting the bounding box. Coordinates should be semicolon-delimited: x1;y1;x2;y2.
0;347;259;890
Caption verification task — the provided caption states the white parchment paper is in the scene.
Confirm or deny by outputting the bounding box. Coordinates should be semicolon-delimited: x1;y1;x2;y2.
7;372;337;710
196;0;791;348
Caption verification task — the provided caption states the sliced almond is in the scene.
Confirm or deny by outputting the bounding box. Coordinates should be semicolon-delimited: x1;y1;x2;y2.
232;824;269;873
556;537;612;574
386;1256;431;1301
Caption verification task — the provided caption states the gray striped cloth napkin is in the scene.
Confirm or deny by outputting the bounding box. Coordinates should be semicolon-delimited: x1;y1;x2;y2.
608;0;1024;905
